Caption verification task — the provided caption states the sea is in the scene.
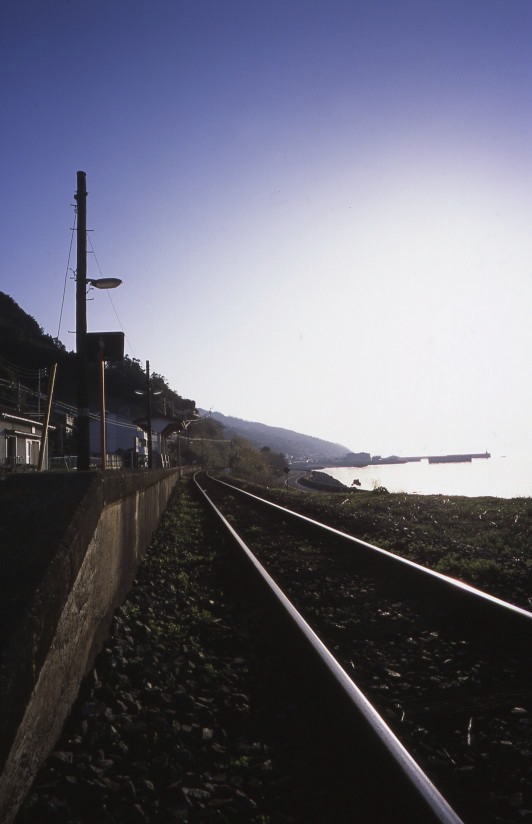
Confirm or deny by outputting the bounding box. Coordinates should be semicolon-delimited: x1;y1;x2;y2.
320;454;531;499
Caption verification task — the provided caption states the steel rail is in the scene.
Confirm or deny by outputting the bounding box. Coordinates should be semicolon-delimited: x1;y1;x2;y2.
206;472;532;624
194;472;465;824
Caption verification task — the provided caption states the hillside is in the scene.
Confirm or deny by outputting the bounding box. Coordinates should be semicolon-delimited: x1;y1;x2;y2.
0;291;194;419
0;291;353;462
201;410;352;461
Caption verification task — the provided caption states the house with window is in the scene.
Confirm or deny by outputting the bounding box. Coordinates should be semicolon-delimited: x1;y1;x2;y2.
0;408;50;470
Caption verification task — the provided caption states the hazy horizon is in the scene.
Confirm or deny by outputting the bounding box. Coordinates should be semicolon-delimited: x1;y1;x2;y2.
3;1;531;459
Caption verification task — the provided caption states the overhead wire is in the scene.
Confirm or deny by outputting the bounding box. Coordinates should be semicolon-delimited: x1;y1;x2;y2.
0;372;143;430
56;210;76;342
55;212;136;357
0;355;47;379
86;232;136;357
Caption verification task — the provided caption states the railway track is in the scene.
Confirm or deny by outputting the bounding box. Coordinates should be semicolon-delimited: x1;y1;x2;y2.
197;472;532;824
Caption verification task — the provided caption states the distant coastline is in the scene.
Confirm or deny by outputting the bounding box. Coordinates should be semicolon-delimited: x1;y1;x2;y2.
290;451;491;470
319;454;529;499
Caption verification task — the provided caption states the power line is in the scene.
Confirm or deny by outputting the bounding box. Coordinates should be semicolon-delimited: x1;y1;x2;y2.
57;211;77;341
86;232;136;357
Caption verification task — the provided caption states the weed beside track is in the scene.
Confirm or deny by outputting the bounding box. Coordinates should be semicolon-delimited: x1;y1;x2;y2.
225;479;532;609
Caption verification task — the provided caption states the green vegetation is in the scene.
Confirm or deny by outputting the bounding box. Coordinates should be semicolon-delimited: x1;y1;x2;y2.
173;425;286;483
0;291;287;478
118;602;140;621
230;754;251;769
226;480;532;608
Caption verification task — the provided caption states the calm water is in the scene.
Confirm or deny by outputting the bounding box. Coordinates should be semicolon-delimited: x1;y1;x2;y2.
322;454;531;499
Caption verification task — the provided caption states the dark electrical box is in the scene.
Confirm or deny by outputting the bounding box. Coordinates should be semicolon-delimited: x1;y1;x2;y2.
87;332;125;362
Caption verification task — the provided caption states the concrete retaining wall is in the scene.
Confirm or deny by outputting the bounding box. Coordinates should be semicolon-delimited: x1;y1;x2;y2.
0;469;179;824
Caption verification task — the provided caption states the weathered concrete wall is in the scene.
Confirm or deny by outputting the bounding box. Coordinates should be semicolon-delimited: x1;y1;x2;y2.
0;469;179;824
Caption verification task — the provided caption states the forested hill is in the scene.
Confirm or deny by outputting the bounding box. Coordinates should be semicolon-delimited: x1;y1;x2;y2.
0;291;194;417
0;291;352;461
201;410;352;461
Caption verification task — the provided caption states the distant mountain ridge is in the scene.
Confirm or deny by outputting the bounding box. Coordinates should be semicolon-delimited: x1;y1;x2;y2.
200;410;352;461
0;291;353;462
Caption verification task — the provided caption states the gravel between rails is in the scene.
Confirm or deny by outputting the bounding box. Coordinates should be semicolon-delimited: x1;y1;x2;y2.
202;478;532;824
16;480;364;824
16;477;532;824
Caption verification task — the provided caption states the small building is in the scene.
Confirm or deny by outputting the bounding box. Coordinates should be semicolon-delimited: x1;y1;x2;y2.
89;412;145;468
0;408;50;470
133;413;188;468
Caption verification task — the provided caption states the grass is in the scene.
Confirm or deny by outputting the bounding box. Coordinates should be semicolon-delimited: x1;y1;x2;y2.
225;478;532;608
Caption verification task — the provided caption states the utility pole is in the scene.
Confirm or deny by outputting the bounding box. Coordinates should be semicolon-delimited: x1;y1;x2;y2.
75;171;90;471
146;360;153;469
38;364;57;471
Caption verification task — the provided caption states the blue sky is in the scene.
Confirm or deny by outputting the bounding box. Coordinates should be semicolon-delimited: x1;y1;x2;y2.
2;0;531;456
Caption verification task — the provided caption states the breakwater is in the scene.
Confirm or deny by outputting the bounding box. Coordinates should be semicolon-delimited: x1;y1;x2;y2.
405;452;491;464
321;454;530;498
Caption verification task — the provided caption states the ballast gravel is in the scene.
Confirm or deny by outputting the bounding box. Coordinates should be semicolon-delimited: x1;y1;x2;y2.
16;482;354;824
15;478;532;824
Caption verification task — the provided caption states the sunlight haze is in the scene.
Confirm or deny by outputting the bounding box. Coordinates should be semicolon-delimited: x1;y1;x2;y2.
2;0;531;458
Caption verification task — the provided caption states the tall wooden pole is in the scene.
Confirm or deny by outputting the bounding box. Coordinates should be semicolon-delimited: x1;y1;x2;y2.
38;363;57;471
146;360;153;469
99;343;106;470
75;171;90;471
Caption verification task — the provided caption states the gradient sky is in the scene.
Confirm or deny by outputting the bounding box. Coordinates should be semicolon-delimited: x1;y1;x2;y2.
2;0;531;456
